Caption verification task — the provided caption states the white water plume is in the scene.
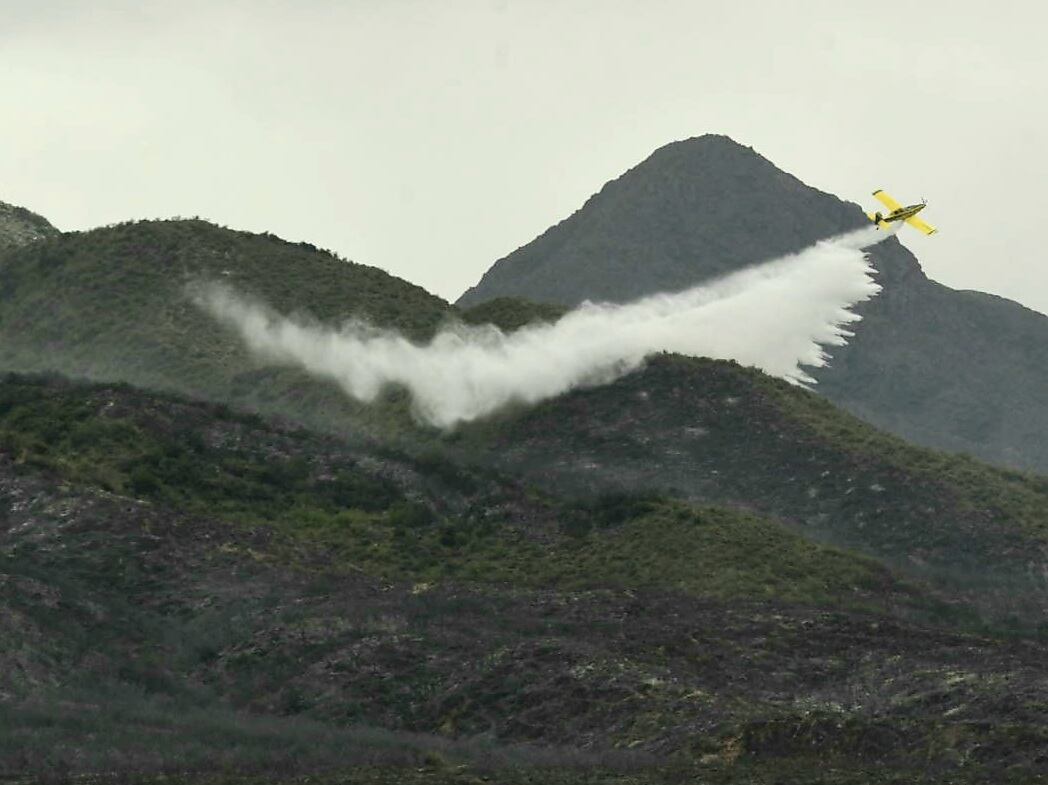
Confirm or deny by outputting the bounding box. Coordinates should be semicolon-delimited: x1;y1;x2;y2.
194;226;891;428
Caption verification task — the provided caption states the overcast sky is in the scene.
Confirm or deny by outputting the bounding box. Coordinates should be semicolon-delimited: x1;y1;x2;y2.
3;1;1046;314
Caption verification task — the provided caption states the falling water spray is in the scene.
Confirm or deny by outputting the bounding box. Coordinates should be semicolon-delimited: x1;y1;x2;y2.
193;226;892;427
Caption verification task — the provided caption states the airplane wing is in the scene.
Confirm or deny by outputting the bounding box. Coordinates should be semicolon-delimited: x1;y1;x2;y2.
905;215;938;235
873;190;903;211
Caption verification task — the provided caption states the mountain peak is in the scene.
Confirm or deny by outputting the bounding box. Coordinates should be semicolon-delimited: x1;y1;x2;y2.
659;132;753;151
457;135;889;308
649;132;763;161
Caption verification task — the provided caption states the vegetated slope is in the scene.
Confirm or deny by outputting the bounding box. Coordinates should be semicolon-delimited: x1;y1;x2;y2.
0;200;59;251
3;374;1048;784
459;297;569;332
456;135;1048;475
0;218;452;436
0;373;905;610
460;354;1048;624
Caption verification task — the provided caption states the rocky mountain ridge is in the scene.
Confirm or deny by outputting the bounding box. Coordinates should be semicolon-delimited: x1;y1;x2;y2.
457;135;1048;475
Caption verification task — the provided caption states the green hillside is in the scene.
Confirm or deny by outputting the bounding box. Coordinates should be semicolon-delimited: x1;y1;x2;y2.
459;297;569;332
0;221;585;441
4;373;1048;784
0;219;452;437
0;373;908;608
460;354;1048;624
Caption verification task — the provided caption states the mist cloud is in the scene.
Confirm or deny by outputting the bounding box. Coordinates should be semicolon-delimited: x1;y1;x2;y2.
194;226;890;427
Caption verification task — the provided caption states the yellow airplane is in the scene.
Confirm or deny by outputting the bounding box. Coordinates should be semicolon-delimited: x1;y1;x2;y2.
866;190;937;235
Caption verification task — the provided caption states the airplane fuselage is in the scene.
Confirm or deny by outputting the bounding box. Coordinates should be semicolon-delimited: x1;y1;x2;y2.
875;202;926;223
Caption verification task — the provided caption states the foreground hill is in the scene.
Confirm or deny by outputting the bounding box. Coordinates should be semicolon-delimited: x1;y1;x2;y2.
456;135;1048;475
461;354;1048;625
0;215;581;439
0;218;452;436
3;372;1048;784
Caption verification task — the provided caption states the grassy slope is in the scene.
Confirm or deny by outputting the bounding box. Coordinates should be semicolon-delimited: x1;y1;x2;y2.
4;375;1048;783
0;373;900;609
0;219;452;436
0;221;589;443
9;352;1048;623
460;354;1048;624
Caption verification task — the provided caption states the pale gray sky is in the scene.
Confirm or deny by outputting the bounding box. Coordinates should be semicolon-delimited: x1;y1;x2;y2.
3;1;1046;314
